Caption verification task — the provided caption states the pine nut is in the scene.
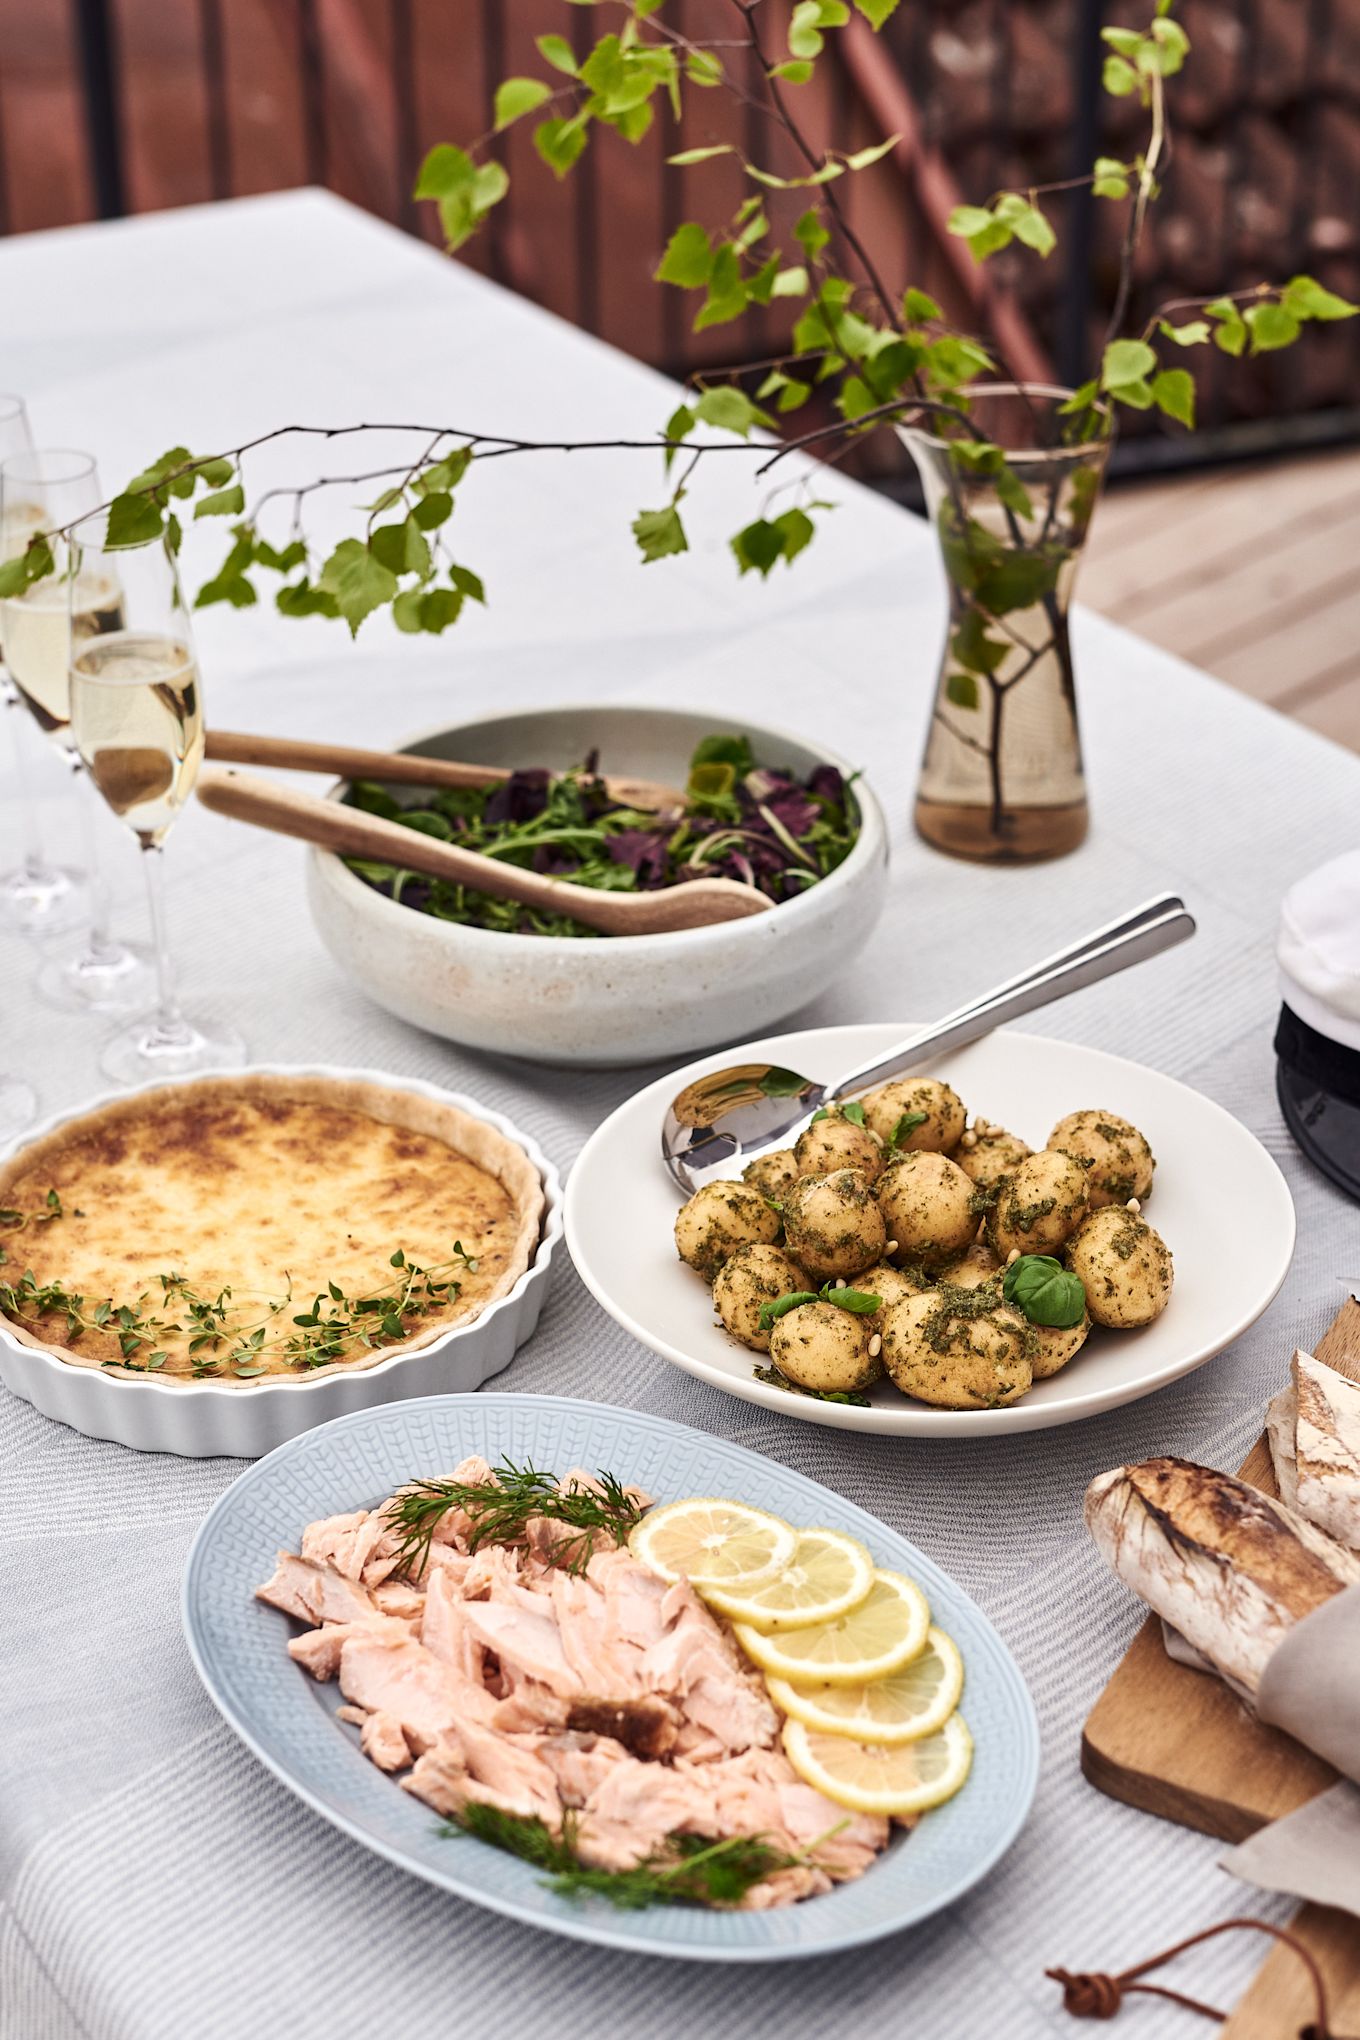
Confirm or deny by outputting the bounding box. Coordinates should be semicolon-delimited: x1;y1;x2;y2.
1006;1248;1021;1266
868;1332;882;1358
959;1130;978;1149
834;1277;846;1288
885;1240;898;1254
1126;1196;1142;1213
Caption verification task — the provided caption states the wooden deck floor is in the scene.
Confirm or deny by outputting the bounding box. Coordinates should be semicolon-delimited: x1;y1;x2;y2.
1080;448;1360;753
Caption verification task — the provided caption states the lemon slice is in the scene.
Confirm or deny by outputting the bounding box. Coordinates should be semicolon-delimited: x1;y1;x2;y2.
782;1712;973;1815
698;1526;875;1629
733;1568;929;1685
629;1497;797;1588
767;1626;964;1742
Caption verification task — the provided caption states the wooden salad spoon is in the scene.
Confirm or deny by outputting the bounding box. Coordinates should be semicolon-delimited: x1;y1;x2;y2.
195;767;770;936
204;729;685;815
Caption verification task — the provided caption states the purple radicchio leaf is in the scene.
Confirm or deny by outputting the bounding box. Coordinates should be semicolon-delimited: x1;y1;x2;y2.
606;829;671;888
807;763;845;808
484;768;550;825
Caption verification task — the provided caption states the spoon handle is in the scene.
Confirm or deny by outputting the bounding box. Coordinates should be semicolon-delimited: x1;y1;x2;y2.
195;765;622;928
831;893;1196;1098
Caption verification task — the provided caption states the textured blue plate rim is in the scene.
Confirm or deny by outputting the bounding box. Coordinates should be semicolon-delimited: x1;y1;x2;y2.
182;1392;1039;1963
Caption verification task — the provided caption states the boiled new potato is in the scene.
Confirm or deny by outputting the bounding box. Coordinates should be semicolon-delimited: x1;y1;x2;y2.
675;1180;782;1281
876;1151;978;1266
986;1149;1089;1260
954;1123;1032;1192
769;1300;879;1394
783;1168;886;1282
939;1241;1003;1290
742;1148;801;1204
1049;1109;1155;1210
855;1260;924;1322
859;1077;966;1155
1030;1311;1091;1379
793;1110;884;1184
880;1290;1034;1408
713;1244;809;1353
1066;1207;1173;1327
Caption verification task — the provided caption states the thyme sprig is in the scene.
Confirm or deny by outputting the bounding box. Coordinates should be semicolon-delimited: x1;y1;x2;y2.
0;1243;476;1378
383;1458;644;1580
444;1803;831;1910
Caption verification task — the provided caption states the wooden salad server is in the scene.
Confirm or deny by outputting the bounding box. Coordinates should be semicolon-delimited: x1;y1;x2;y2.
194;767;770;936
204;729;685;815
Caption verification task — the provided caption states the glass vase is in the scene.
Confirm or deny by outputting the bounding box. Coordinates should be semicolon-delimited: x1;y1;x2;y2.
900;384;1112;864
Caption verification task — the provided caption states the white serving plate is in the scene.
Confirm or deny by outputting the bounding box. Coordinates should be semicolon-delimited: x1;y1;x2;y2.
0;1065;563;1458
565;1022;1296;1437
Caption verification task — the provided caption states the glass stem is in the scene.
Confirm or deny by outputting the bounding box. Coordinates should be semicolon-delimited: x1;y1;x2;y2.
71;754;118;959
4;688;49;878
141;840;187;1041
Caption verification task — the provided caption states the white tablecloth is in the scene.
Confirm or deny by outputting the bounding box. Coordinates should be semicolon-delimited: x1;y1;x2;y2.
2;190;1356;2040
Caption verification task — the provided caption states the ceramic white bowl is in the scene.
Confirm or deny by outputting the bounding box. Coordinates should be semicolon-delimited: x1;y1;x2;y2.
0;1065;563;1458
305;704;889;1067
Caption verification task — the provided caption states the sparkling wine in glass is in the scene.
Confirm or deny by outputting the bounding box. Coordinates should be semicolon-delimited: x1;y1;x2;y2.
0;448;155;1014
0;397;85;939
68;516;245;1083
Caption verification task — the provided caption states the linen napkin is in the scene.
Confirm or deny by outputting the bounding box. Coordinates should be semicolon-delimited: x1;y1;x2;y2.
1165;1583;1360;1916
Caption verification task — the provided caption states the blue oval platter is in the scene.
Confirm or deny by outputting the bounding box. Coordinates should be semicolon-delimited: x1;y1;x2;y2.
182;1393;1039;1962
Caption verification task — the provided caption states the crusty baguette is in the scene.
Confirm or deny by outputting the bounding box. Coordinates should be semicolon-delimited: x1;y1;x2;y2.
1265;1377;1300;1507
1292;1349;1360;1550
1084;1455;1360;1694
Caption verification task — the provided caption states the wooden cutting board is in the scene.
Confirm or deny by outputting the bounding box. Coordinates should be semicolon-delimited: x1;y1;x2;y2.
1082;1297;1360;2036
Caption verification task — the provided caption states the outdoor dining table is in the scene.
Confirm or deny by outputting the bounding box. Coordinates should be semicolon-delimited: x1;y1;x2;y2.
1;188;1357;2040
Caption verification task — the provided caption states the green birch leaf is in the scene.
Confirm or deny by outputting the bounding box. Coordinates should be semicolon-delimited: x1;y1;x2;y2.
655;222;712;287
105;493;164;549
1101;337;1157;389
693;386;774;437
632;504;688;562
1205;298;1247;355
794;208;830;259
1157;317;1210;346
534;116;589;178
1281;274;1359;322
494;78;552;130
448;564;486;603
1111;377;1156;410
685;49;723;86
903;287;942;323
1150;367;1195;428
843;136;899;171
193;483;244;520
730;519;785;577
666;144;734;165
772;507;815;562
1245;301;1300;352
662;402;695;474
854;0;901;24
1102;53;1140;95
770;60;813;83
411;491;453;530
318;538;398;636
414;143;474;200
1092;156;1130;199
951;609;1009;674
536;34;578;74
945;672;980;709
196;456;235;488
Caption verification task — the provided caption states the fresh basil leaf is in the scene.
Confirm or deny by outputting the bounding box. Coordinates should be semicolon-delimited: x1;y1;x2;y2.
1002;1254;1086;1328
756;1289;819;1330
841;1100;866;1126
820;1285;881;1314
888;1109;927;1149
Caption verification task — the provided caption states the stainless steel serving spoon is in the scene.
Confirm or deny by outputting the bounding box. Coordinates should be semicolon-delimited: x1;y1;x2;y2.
661;892;1196;1192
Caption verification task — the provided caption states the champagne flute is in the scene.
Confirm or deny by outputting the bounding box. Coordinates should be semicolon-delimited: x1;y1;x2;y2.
0;448;156;1014
0;398;85;938
67;514;246;1083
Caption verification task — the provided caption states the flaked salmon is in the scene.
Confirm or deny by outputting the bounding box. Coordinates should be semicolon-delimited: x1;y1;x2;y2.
257;1455;888;1907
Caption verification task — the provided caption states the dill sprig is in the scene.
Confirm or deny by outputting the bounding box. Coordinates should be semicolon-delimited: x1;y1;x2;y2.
383;1458;644;1579
443;1803;819;1910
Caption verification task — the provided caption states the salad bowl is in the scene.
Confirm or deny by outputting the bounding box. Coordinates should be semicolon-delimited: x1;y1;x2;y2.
305;703;889;1067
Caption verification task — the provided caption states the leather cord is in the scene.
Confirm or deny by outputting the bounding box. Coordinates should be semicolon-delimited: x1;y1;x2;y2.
1047;1915;1349;2035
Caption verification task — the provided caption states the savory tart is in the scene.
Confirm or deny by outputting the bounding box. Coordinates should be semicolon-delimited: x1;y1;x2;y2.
0;1073;543;1384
